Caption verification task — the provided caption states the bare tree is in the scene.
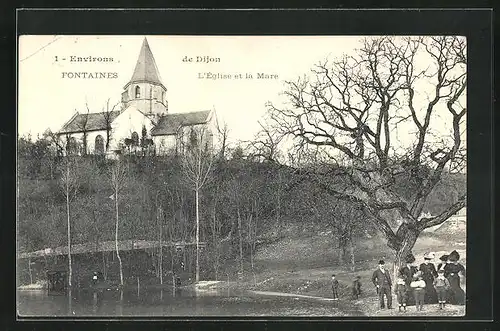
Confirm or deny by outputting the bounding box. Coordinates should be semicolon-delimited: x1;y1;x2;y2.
236;200;244;278
247;198;260;285
210;185;223;280
246;121;284;163
226;168;253;279
245;123;287;233
267;36;467;278
155;191;164;285
75;104;91;156
43;129;66;158
109;158;128;286
58;156;80;288
215;116;230;160
328;202;365;271
180;126;215;282
102;99;120;152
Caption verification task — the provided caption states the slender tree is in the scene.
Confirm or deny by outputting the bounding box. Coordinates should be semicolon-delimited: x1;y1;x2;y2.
210;194;223;280
215;116;230;160
109;158;128;286
180;126;215;282
102;99;120;152
59;156;80;288
75;104;91;156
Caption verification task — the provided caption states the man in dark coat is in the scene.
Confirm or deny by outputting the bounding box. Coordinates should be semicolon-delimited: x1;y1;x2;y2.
372;260;392;309
399;253;419;306
444;250;466;305
419;252;438;304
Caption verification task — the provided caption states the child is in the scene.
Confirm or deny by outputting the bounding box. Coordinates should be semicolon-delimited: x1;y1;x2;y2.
331;274;339;300
351;276;362;300
410;272;426;311
396;273;408;312
433;269;451;309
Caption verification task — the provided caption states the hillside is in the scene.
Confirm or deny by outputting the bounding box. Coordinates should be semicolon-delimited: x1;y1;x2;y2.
17;137;467;293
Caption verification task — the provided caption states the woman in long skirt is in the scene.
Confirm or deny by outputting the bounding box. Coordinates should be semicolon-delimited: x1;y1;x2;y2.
399;253;419;306
419;252;438;304
444;250;466;305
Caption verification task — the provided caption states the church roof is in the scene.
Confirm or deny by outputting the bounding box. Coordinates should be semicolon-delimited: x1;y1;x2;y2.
151;110;212;136
125;38;164;89
59;111;122;134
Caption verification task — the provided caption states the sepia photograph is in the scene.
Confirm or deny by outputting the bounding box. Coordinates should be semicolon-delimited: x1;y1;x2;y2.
17;34;467;317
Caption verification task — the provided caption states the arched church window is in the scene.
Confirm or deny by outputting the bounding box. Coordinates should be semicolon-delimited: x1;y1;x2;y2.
95;135;105;154
131;132;139;146
135;86;141;98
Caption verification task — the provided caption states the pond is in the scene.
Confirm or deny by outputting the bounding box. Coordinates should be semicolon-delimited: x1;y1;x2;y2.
17;287;363;317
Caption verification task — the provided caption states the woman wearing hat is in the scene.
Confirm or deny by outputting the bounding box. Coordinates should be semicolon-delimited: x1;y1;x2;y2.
419;252;438;304
443;250;466;305
437;254;449;272
398;253;419;306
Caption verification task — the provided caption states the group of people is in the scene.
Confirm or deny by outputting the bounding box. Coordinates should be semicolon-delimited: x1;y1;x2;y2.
372;250;466;312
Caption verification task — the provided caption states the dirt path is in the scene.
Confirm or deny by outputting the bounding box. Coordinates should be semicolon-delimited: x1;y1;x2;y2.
247;289;365;316
248;290;336;301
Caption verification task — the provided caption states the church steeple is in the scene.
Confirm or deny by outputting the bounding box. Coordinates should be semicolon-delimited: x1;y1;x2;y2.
124;38;165;90
121;37;168;116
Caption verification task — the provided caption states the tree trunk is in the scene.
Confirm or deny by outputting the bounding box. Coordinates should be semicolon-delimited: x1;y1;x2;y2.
195;188;200;283
65;177;72;288
249;219;254;271
211;202;219;281
338;247;344;266
158;207;163;285
171;247;175;275
349;239;355;272
392;224;420;284
28;257;33;284
102;251;107;280
237;207;243;275
276;171;282;233
82;133;87;156
115;191;124;286
106;129;110;151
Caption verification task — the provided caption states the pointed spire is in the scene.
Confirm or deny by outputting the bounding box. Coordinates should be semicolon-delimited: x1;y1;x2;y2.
125;38;164;88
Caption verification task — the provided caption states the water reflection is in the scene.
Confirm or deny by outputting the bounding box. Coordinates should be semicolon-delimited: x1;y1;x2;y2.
117;290;123;316
18;286;357;317
67;289;72;315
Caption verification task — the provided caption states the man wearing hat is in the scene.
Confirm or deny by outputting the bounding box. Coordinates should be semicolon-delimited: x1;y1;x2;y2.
419;252;438;304
398;253;419;305
371;260;393;309
443;250;466;305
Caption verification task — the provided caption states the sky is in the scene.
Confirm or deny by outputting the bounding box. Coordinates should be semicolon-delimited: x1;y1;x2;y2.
18;35;363;143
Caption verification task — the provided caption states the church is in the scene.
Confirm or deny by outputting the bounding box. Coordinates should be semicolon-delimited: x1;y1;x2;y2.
57;38;215;157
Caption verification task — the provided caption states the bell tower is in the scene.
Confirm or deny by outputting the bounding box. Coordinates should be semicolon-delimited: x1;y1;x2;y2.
121;38;168;116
